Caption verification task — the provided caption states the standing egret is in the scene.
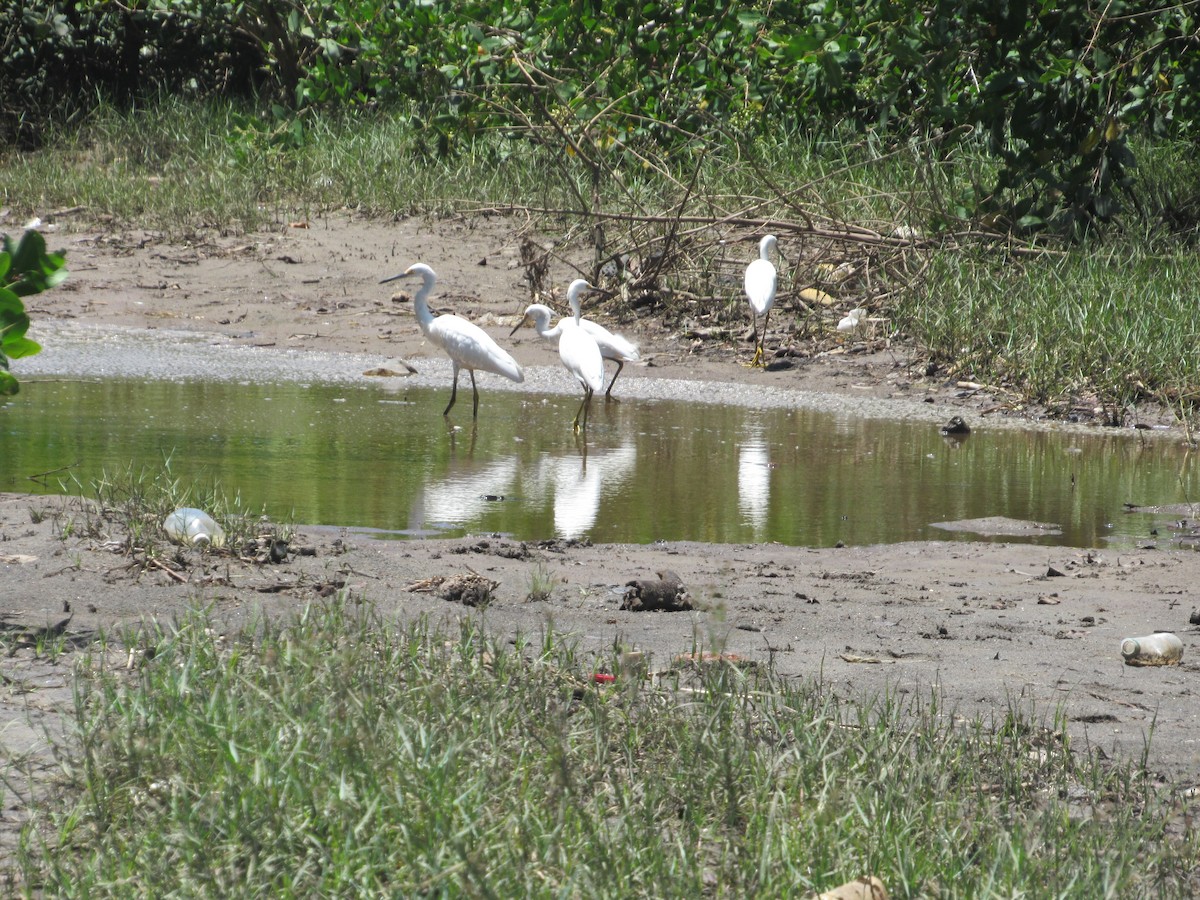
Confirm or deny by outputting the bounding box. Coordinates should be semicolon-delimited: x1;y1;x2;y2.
380;263;524;419
511;292;605;433
744;234;778;367
564;278;641;398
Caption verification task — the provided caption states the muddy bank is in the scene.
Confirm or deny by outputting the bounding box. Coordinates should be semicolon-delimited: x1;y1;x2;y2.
4;492;1200;782
3;215;1199;868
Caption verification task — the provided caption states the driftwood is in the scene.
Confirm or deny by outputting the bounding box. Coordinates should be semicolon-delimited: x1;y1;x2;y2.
621;569;692;612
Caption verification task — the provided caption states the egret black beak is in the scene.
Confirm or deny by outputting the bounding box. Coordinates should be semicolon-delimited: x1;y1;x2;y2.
379;272;406;285
508;317;527;337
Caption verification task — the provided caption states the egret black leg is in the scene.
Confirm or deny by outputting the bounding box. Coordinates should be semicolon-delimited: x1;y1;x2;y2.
750;308;772;367
605;359;625;399
443;367;459;416
470;370;480;419
573;386;593;433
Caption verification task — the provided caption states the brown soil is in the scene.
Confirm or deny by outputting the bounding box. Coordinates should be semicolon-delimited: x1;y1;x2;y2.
3;213;1198;865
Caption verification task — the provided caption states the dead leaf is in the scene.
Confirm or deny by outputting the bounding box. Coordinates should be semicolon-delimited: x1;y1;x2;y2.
839;653;883;664
818;875;889;900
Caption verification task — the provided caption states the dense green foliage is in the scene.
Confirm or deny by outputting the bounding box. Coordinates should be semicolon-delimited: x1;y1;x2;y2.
4;1;1199;233
0;230;64;396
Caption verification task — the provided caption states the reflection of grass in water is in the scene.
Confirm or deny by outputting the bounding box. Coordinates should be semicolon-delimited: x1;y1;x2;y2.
12;598;1197;896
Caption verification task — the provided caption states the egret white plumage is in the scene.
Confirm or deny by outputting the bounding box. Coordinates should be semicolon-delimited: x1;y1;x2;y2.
511;277;638;399
837;307;868;333
744;234;778;366
511;286;605;433
564;278;640;398
380;263;523;418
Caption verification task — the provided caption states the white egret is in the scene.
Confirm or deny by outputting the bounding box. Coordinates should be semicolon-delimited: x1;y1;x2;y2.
380;263;524;419
510;282;640;398
744;234;778;366
565;278;640;398
511;288;605;433
837;307;868;333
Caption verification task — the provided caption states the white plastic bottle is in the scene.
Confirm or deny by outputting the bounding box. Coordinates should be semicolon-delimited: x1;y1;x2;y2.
1120;633;1183;667
163;508;226;549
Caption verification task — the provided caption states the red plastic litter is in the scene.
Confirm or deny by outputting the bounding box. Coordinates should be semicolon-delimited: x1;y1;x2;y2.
591;673;616;683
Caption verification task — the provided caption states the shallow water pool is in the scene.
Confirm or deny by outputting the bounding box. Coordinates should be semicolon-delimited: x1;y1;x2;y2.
2;376;1196;549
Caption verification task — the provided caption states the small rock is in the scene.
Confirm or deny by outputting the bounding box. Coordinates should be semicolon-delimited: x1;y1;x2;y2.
621;570;691;612
438;574;498;607
940;415;971;436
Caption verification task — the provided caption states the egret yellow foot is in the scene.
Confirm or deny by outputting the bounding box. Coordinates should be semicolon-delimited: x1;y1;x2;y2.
742;344;767;368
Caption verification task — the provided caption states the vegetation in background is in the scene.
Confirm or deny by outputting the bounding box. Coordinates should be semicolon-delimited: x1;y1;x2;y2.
4;1;1199;233
0;229;64;395
9;601;1199;896
3;3;1200;419
4;96;1200;424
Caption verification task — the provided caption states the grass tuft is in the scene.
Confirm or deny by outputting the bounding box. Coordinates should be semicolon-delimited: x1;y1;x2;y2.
46;458;290;564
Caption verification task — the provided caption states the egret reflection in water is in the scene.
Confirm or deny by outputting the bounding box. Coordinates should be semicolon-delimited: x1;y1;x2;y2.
409;455;520;532
8;377;1199;549
738;432;771;535
540;442;638;539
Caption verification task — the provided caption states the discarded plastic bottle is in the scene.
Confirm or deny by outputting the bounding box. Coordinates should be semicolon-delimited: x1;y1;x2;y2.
1120;632;1183;667
163;508;226;549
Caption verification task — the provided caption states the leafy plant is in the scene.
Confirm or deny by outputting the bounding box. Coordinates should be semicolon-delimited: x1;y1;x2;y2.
0;229;65;395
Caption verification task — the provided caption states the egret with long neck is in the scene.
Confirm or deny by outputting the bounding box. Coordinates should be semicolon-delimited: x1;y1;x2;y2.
744;234;778;367
566;279;640;398
380;263;523;418
511;281;605;433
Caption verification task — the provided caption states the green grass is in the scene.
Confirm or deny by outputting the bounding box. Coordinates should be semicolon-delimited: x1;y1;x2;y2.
4;95;1200;419
47;457;290;559
8;599;1198;897
897;244;1200;421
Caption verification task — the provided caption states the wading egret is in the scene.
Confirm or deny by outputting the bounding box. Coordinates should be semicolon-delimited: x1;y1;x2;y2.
744;234;778;366
511;291;605;433
380;263;524;418
564;278;640;398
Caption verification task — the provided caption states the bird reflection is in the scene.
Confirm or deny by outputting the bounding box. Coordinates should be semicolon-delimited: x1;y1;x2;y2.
738;436;771;534
539;442;637;540
446;423;478;455
408;455;519;531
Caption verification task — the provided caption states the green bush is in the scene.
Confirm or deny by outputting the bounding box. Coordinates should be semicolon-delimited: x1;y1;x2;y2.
0;229;66;396
3;1;1198;233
